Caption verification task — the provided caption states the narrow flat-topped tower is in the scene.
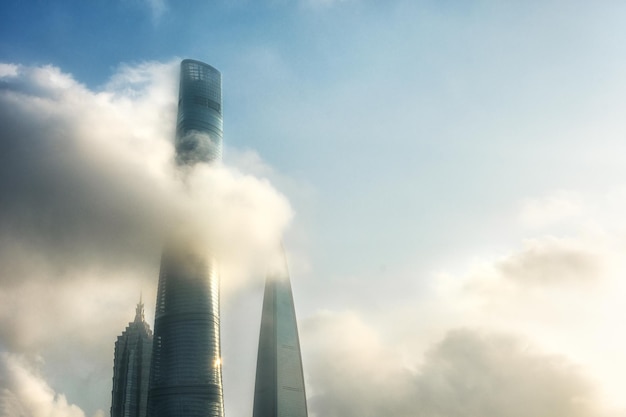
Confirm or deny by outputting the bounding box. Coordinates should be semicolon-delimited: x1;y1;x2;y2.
253;253;308;417
147;59;224;417
111;297;153;417
174;59;223;165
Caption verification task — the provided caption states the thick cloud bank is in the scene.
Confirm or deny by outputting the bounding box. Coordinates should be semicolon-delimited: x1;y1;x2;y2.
0;61;292;415
303;313;602;417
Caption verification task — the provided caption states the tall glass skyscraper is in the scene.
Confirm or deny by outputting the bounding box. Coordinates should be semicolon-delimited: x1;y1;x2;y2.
173;59;223;165
111;298;153;417
147;60;224;417
252;252;308;417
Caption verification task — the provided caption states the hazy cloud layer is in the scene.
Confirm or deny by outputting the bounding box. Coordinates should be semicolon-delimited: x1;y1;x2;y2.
0;60;292;290
497;236;603;286
297;225;626;417
466;235;607;292
0;62;176;282
302;312;604;417
414;330;597;417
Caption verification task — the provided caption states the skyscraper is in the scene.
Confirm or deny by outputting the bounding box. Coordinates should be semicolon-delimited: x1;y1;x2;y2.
252;252;308;417
111;297;153;417
147;60;224;417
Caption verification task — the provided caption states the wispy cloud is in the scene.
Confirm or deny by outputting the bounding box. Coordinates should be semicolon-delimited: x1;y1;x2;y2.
145;0;167;21
0;352;96;417
121;0;167;23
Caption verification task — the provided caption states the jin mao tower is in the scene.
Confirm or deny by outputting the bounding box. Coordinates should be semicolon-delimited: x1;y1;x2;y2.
147;59;224;417
111;297;153;417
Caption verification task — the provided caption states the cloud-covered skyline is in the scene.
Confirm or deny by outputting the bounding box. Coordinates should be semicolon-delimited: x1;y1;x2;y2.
0;61;293;416
3;1;626;416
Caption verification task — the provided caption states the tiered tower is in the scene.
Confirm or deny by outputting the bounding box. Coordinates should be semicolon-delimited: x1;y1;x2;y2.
111;297;153;417
147;59;224;417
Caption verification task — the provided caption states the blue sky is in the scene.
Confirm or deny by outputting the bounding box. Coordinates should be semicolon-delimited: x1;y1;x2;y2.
3;1;626;417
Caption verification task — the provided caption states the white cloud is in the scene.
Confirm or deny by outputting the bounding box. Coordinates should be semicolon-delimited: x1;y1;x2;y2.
297;219;626;417
413;330;601;417
476;235;606;289
301;311;609;417
0;63;19;78
419;230;626;413
0;352;95;417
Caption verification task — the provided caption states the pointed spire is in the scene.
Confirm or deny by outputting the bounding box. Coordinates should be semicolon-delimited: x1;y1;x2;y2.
135;292;145;323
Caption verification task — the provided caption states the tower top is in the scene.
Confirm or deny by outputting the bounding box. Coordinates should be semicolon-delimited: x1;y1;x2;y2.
134;293;145;323
175;59;223;165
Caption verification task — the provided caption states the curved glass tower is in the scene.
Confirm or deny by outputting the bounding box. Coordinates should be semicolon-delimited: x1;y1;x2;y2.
175;59;223;165
147;60;224;417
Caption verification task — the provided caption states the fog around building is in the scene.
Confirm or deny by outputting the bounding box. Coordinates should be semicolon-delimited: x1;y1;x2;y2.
3;1;626;417
0;62;292;415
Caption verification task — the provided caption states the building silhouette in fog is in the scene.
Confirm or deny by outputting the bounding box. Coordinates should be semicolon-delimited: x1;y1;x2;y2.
111;298;153;417
111;59;309;417
253;251;308;417
147;59;225;417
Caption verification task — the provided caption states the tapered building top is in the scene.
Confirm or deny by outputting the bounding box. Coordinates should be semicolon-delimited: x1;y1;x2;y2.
135;293;145;323
253;251;308;417
111;296;153;417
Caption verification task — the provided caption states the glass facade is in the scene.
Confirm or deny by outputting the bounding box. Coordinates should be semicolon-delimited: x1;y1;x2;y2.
147;60;224;417
253;254;308;417
175;59;223;165
111;300;153;417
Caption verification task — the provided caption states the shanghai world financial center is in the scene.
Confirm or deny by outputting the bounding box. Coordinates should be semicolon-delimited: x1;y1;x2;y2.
110;60;308;417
